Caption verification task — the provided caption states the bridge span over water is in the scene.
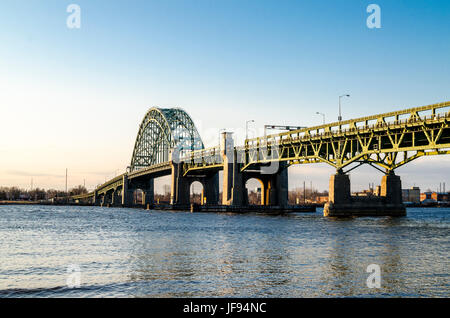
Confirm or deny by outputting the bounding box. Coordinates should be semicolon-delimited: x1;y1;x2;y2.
72;101;450;216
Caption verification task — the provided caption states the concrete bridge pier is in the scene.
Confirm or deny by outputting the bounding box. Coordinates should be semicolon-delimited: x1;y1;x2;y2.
170;159;190;206
111;189;121;207
121;175;134;207
381;172;403;205
222;161;246;206
243;163;289;208
142;179;155;208
200;172;220;205
221;132;244;206
170;157;219;206
221;132;289;208
93;190;100;206
268;162;289;207
101;192;112;207
324;170;406;217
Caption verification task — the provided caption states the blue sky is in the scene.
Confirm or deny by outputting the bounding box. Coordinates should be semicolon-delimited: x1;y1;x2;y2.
0;0;449;191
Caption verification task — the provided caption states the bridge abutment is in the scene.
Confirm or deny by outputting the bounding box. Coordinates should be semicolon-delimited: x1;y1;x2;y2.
324;171;406;217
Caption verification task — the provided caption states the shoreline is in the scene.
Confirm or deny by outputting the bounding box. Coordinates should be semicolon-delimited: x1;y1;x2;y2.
1;201;449;209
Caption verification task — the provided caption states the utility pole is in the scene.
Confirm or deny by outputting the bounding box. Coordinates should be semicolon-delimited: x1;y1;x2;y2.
316;112;325;125
65;168;68;202
339;94;350;122
246;120;255;141
303;181;306;205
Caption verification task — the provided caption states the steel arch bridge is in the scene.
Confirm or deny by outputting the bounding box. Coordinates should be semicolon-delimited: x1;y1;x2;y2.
130;107;204;171
72;101;450;217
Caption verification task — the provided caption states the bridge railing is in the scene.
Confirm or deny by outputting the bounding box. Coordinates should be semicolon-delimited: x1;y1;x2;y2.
96;174;126;190
71;192;95;200
244;101;450;148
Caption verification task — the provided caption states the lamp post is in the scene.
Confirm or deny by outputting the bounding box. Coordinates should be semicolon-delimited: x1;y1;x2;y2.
316;112;325;125
246;120;255;141
219;128;226;148
338;94;350;122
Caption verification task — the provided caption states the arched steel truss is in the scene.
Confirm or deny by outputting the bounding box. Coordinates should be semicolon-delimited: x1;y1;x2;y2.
130;107;204;171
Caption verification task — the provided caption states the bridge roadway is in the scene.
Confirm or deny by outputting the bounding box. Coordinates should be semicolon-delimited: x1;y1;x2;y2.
72;101;450;216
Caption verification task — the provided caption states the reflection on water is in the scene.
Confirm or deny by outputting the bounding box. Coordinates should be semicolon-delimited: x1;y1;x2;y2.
0;205;448;297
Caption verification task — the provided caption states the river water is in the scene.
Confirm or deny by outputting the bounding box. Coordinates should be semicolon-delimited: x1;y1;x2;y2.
0;205;448;297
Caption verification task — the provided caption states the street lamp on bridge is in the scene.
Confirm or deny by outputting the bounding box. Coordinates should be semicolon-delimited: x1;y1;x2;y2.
245;120;255;141
338;94;350;122
316;112;325;125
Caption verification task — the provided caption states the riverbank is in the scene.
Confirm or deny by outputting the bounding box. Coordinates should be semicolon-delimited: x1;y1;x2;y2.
0;201;41;205
1;201;450;209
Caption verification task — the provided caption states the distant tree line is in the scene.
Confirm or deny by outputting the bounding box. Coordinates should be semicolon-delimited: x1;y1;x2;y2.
0;185;88;201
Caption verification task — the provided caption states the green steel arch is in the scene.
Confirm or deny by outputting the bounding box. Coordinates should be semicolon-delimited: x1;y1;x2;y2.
130;107;204;171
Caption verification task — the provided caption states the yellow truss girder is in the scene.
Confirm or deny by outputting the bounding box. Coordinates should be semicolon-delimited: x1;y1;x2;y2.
183;101;450;174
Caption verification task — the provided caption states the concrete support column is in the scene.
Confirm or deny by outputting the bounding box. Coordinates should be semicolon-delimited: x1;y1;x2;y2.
328;172;351;205
102;192;112;206
93;190;100;206
170;158;190;206
324;170;405;217
274;162;289;207
142;179;155;207
221;132;234;205
259;162;289;207
381;172;403;205
221;132;245;206
111;189;121;207
203;173;219;205
267;162;289;207
122;175;133;207
263;180;272;206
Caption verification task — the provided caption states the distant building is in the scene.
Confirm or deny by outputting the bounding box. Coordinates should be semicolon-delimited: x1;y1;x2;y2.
420;191;433;201
431;192;450;202
374;186;382;196
353;190;375;197
314;195;329;204
402;187;420;203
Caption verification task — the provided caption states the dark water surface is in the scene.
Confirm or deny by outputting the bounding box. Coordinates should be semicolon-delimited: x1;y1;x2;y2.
0;205;448;297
